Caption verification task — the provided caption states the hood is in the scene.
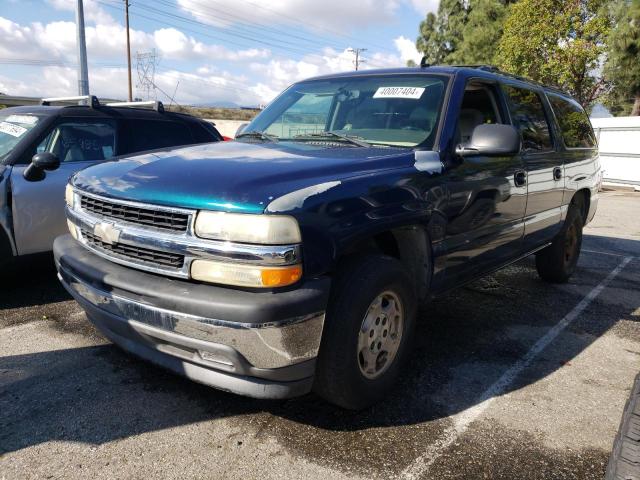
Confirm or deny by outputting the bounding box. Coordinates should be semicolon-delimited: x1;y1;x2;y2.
72;141;422;213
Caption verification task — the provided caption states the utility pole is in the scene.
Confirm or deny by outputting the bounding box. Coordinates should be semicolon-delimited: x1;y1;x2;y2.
124;1;133;101
76;0;90;96
348;48;367;71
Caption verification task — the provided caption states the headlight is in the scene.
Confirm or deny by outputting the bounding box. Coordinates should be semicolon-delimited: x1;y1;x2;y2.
194;211;301;244
65;183;74;208
191;260;302;288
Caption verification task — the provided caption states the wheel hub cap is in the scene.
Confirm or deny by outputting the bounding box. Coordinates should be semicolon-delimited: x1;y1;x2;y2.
357;291;404;379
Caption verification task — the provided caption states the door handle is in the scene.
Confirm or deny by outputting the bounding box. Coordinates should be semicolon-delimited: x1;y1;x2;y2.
514;170;527;187
553;167;563;181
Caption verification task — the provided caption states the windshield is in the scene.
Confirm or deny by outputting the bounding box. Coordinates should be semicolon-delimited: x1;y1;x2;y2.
0;113;41;160
244;74;448;148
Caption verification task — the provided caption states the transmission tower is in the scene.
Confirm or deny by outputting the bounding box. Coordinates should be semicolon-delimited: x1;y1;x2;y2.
135;49;159;100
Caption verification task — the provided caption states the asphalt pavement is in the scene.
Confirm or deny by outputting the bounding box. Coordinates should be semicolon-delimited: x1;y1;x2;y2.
1;190;639;480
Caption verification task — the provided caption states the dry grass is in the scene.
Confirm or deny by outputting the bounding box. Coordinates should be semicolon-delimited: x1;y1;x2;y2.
168;105;259;121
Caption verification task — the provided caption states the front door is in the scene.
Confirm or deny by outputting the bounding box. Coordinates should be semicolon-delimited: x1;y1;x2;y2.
501;84;564;250
10;119;117;255
441;80;527;285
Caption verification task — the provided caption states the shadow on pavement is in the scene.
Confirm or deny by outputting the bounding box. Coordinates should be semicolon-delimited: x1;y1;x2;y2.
1;234;639;470
0;253;71;310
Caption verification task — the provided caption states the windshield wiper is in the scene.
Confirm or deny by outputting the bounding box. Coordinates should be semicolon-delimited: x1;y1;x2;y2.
292;131;371;147
236;131;279;142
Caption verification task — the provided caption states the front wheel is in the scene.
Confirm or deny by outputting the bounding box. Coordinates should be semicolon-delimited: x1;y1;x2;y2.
313;255;417;410
535;203;584;283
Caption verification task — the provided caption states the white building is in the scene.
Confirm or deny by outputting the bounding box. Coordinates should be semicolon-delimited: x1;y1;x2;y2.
590;116;640;190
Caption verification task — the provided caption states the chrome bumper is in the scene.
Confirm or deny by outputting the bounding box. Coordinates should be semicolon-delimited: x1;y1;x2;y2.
59;267;325;371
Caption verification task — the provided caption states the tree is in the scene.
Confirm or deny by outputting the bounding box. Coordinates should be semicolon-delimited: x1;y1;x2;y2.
496;0;612;108
448;0;511;65
414;0;468;65
413;1;515;66
603;0;640;116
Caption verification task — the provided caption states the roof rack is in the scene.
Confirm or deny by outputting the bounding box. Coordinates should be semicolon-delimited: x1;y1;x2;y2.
41;95;100;108
105;100;165;113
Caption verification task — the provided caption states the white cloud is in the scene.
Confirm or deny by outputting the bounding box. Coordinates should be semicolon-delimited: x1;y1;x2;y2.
407;0;440;15
394;36;422;65
0;15;270;64
177;0;402;30
0;2;417;107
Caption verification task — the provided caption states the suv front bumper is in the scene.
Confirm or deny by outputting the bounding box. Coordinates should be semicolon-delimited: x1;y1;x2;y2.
54;234;330;399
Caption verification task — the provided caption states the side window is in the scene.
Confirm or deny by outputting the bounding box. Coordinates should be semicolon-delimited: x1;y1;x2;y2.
190;122;222;143
547;93;596;148
40;121;116;162
456;83;503;145
502;85;553;152
123;120;194;153
265;94;333;137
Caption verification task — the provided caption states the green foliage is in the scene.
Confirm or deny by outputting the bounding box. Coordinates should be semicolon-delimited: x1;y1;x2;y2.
496;0;612;108
413;0;513;66
414;1;467;65
603;0;640;116
448;0;510;64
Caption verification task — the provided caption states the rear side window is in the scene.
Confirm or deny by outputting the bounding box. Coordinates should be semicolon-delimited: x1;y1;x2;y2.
39;121;116;162
502;85;553;152
122;120;194;154
190;121;222;143
547;93;596;148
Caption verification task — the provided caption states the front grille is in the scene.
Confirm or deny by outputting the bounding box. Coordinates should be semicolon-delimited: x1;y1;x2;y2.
80;195;189;232
82;230;185;269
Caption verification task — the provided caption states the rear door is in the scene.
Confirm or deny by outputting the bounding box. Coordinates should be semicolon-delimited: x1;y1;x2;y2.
11;118;117;254
502;84;564;250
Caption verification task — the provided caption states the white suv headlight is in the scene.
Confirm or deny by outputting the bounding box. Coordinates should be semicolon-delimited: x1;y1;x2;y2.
65;183;75;208
194;211;301;245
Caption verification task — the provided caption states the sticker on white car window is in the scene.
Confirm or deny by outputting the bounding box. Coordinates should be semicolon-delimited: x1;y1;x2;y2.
373;87;425;99
0;122;28;138
6;115;38;125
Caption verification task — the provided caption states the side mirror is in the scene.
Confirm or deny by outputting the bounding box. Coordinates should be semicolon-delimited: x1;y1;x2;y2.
23;152;60;182
456;124;520;157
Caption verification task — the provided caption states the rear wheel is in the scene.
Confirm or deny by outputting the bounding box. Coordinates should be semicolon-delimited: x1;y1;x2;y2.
535;203;584;283
313;255;417;410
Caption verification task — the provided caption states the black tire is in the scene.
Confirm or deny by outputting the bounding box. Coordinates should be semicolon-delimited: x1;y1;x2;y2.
313;254;417;410
606;373;640;480
535;203;584;283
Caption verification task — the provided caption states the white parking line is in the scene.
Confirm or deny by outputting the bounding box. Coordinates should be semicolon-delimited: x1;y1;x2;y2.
400;256;633;480
582;248;633;258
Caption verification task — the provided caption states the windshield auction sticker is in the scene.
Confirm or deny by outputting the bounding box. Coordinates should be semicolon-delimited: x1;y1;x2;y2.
6;115;38;125
0;122;27;137
373;87;425;99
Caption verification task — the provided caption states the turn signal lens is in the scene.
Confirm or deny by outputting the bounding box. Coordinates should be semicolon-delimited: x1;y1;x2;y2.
67;219;78;240
261;266;303;287
191;260;302;288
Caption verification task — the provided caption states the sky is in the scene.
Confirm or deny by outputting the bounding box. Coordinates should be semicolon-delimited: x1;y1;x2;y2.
0;0;439;107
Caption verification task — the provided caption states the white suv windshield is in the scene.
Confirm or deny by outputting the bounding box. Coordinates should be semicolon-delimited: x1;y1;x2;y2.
244;74;448;148
0;113;41;160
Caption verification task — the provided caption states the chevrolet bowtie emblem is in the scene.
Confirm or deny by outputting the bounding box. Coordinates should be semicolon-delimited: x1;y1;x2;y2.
94;222;121;245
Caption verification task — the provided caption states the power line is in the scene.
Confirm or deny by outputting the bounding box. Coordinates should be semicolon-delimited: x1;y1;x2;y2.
98;0;393;68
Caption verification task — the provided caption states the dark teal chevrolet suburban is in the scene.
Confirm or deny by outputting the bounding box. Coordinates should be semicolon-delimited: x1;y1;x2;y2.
54;66;600;409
